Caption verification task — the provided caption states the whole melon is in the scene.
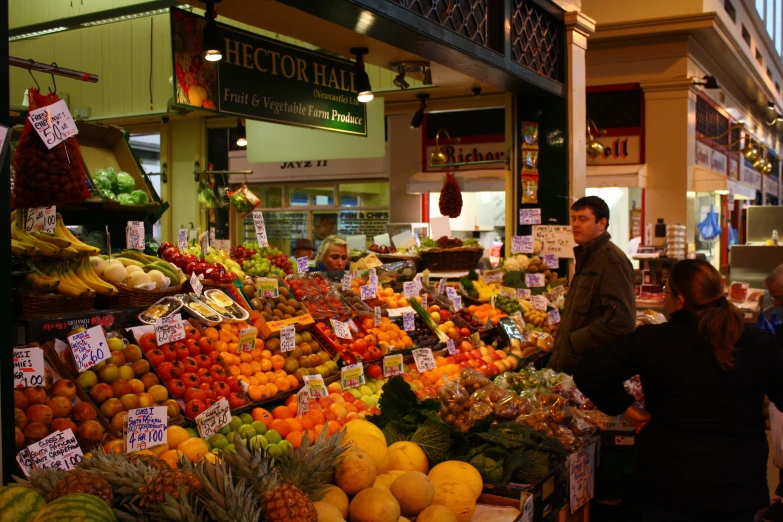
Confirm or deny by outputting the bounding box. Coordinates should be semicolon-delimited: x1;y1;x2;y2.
311;485;348;519
0;486;45;522
430;480;476;522
373;470;407;490
399;518;411;522
344;419;387;445
313;501;345;522
33;493;117;522
334;447;376;495
344;433;389;473
349;487;400;522
417;504;459;522
428;460;483;500
389;471;434;517
386;441;429;473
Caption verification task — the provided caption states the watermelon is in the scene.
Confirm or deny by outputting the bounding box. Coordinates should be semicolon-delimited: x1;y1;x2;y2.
32;494;116;522
0;486;45;522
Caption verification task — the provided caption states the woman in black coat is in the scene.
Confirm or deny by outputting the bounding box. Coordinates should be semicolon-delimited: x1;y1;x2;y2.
574;259;783;522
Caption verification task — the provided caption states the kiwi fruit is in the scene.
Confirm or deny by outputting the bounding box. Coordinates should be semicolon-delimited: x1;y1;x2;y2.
273;310;284;319
261;312;273;322
279;287;290;298
528;265;539;273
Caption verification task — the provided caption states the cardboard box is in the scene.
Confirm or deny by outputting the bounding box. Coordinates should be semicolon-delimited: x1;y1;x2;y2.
583;411;635;432
481;463;567;522
258;314;315;339
15;309;129;345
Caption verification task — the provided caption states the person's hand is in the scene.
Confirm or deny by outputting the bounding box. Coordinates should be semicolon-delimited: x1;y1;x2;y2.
623;405;651;433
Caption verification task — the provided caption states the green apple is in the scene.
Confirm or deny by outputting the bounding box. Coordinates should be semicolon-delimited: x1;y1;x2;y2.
266;444;282;457
208;433;229;450
240;413;254;425
358;385;373;397
265;429;282;445
249;434;268;450
228;416;243;431
219;425;231;436
348;388;363;400
251;421;268;436
278;440;294;456
237;425;257;440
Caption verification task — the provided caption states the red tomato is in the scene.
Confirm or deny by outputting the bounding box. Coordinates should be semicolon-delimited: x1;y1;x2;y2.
205;398;215;408
185;338;200;357
367;346;383;361
168;360;185;378
184;387;207;403
168;379;186;398
184;326;201;341
160;344;177;362
225;376;241;393
208;351;222;365
351;339;368;354
181;372;200;387
197;369;213;385
172;341;188;358
198;337;215;354
147;349;166;367
196;354;211;369
139;333;158;353
157;362;175;381
210;365;227;381
213;380;230;398
184;399;207;419
182;357;199;373
199;382;215;400
228;392;247;409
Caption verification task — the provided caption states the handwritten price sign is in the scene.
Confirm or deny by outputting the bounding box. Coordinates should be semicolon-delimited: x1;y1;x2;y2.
13;347;45;388
374;306;382;327
499;286;516;298
304;375;326;399
368;269;378;286
27;429;83;471
403;311;415;331
68;326;110;373
154;314;186;346
20;207;56;233
360;284;377;301
519;208;542;225
452;296;463;311
125;407;167;454
383;354;404;377
252;212;269;247
341;363;365;390
437;278;447;294
296;256;309;273
547;309;561;325
511;311;525;328
530;295;548;311
190;272;203;297
28;99;78;149
412;348;437;372
196;398;231;440
483;270;502;284
280;325;296;352
525;273;545;287
331;319;353;340
446;339;457;355
446;286;457;300
342;272;352;291
511;235;535;254
126;221;145;251
516;288;532;300
297;388;310;417
543;254;559;268
178;228;188;250
403;281;418;299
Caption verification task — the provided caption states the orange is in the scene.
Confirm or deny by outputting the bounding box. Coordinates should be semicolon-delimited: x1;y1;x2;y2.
285;418;303;432
286;401;299;414
214;340;228;353
228;365;241;377
275;377;291;392
252;408;274;427
178;438;210;462
204;327;219;341
160;449;185;469
274;369;287;378
271;355;285;370
272;405;293;419
239;352;253;363
247;385;263;401
248;376;259;386
265;371;277;381
251;349;262;361
250;361;262;373
270;418;291;437
327;420;341;434
254;372;269;385
219;330;232;342
260;359;273;372
299;415;315;430
287;375;299;388
228;343;239;354
266;383;279;397
362;317;374;330
239;363;254;376
307;409;325;425
286;430;304;449
261;350;272;360
167;425;190;450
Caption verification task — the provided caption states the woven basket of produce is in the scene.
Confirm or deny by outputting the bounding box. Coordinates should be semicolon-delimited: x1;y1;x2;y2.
98;282;183;309
375;253;421;271
420;247;484;271
18;291;96;317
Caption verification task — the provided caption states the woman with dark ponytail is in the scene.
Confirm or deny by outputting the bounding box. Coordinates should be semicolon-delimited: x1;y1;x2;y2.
574;260;783;522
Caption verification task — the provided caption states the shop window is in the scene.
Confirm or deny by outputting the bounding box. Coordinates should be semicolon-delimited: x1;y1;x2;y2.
289;186;334;207
724;0;736;23
742;25;751;46
586;88;643;129
339;182;390;208
246;185;283;208
695;97;729;146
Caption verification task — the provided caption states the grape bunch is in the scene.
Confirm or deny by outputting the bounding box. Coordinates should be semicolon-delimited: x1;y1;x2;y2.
241;242;295;277
436;236;463;248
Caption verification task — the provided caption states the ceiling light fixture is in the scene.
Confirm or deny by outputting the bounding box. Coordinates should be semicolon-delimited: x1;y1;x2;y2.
410;93;429;129
80;8;169;27
388;61;431;89
429;128;460;166
350;47;373;103
9;27;68;41
393;65;409;90
203;1;223;62
693;75;719;89
235;118;247;147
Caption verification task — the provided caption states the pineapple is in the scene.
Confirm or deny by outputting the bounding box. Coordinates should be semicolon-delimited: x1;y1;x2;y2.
13;467;67;497
189;457;262;522
48;470;114;506
140;468;203;507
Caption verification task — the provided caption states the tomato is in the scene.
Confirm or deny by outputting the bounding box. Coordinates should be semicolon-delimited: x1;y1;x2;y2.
197;369;213;385
168;360;185;378
213;380;230;398
181;372;200;387
196;354;211;369
210;365;227;381
184;387;207;403
367;346;383;361
168;379;186;398
199;382;215;400
198;337;215;354
351;339;368;354
208;352;223;365
147;349;166;367
185;338;200;357
184;399;207;419
160;344;177;362
184;326;200;341
225;376;241;393
228;392;247;410
182;357;199;372
172;341;188;359
139;333;158;353
157;362;175;381
205;398;215;408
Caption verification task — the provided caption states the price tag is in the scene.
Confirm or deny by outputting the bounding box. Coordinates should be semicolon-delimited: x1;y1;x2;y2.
256;278;279;298
551;286;565;301
209;226;215;241
437;277;447;294
403;311;415;331
403;281;418;299
547;309;561;325
490;295;496;309
280;325;295;352
519;208;542;225
511;311;525;328
728;188;735;205
511;235;535;254
13;347;45;388
516;288;532;300
483;270;502;284
68;326;110;373
499;286;516;298
520;329;531;343
543;254;559;268
347;319;359;333
331;319;353;340
16;449;32;478
296;256;309;273
126;221;145;251
196;398;231;440
412;348;436;372
413;273;423;292
530;295;548;311
341;362;365;389
178;228;188;250
125;406;168;454
421;293;428;309
471;332;481;348
383;354;404;377
368;268;378;285
154;314;186;346
446;286;457;300
201;233;209;256
446;338;457;355
20;207;57;233
53;338;68;361
252;212;268;247
303;375;326;399
28;99;78;149
239;327;258;353
342;272;352;291
525;273;545;287
27;429;83;471
190;272;203;297
297;388;310;417
452;296;462;311
374;306;382;327
360;284;377;301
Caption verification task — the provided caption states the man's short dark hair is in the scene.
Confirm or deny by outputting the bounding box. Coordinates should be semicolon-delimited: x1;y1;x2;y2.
571;196;610;224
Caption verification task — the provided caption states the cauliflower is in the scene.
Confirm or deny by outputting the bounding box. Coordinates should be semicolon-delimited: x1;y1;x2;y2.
503;257;521;271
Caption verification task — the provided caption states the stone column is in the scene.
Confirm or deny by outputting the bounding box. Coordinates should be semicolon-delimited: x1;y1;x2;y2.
387;114;422;223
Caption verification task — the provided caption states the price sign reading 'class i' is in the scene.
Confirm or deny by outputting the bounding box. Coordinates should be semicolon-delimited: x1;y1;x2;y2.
483;270;503;284
252;212;268;247
543;254;559;269
13;347;45;388
21;207;56;233
280;325;296;352
499;286;516;298
360;284;377;301
178;229;188;250
190;272;203;297
239;327;258;353
297;388;310;417
304;374;326;399
27;428;83;471
374;306;382;327
341;362;365;390
68;326;110;373
383;354;404;377
547;309;561;325
511;236;535;254
256;278;279;298
530;295;548;311
342;272;352;291
525;273;545;287
196;398;231;440
519;208;542;225
125;406;168;454
452;296;463;312
412;348;437;372
403;281;418;299
296;256;309;273
438;277;447;294
126;221;145;251
403;311;415;331
331;319;352;340
446;338;457;355
28;99;78;149
155;313;186;346
516;288;532;300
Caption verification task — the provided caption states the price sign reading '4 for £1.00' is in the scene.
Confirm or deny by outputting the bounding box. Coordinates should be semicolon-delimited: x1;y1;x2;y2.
196;398;231;440
68;326;111;373
341;362;365;390
29;99;78;150
13;347;45;388
155;314;186;346
126;406;168;454
519;208;542;225
27;428;83;471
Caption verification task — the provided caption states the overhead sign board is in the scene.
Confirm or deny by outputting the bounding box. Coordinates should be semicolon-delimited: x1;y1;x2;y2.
585;135;642;165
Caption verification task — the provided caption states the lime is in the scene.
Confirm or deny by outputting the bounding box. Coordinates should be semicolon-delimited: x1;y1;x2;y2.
265;429;282;445
266;444;282;457
239;413;254;425
237;425;257;440
228;416;243;431
251;421;268;436
208;433;230;450
278;440;294;456
249;434;268;450
185;428;199;438
224;444;236;454
218;425;231;436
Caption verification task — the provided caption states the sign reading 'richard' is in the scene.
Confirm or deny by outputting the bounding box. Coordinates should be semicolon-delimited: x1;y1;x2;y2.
171;9;367;135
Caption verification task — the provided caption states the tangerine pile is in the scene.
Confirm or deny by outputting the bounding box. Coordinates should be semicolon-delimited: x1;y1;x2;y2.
466;303;507;324
362;316;414;351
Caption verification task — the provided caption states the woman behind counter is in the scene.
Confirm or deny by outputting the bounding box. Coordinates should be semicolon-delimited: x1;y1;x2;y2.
314;235;349;272
574;259;783;522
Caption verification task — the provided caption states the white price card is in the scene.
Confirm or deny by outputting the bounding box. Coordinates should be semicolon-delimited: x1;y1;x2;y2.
342;272;352;291
446;338;457;355
297;388;310;417
511;235;535;254
68;325;110;373
490;295;496;309
452;296;463;311
525;273;545;287
53;338;68;361
296;256;309;273
483;270;502;283
347;318;359;333
28;99;78;149
196;398;231;440
368;268;378;286
13;347;45;388
530;295;548;311
551;286;566;301
125;406;168;454
341;362;365;390
403;311;415;331
280;325;296;352
16;449;32;478
252;212;268;247
126;221;145;251
547;309;561;325
383;354;404;377
239;327;258;353
543;254;559;268
403;281;418;299
568;442;596;512
374;306;382;327
516;288;532;300
446;286;457;300
499;286;516;298
412;348;437;372
437;277;447;294
190;271;203;297
178;228;188;250
533;225;575;259
20;207;57;233
303;374;326;399
511;311;525;328
421;293;428;309
209;226;215;241
360;284;377;301
519;208;542;225
155;313;186;346
331;319;353;340
27;429;83;471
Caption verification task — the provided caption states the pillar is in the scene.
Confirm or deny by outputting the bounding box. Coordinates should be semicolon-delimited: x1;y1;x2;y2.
169;118;207;242
387;114;422;223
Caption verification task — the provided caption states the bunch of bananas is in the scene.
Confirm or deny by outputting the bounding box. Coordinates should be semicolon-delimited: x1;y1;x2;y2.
24;256;118;297
11;211;100;258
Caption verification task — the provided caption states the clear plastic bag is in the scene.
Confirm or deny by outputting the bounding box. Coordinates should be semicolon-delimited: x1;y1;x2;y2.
468;384;513;410
459;368;492;393
494;394;533;419
537;392;570;424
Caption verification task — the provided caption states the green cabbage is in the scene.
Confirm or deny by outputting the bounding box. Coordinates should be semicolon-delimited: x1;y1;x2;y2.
93;172;114;192
130;190;150;205
116;172;136;194
117;193;136;205
100;189;116;201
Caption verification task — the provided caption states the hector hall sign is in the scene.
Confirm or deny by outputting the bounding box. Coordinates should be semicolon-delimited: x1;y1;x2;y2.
171;9;367;135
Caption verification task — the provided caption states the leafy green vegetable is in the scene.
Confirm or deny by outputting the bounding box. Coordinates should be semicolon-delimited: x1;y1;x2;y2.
381;423;410;445
410;419;451;465
502;271;526;289
99;189;116;201
468;269;479;281
93;172;114;192
116;172;136;194
116;193;135;205
130;190;150;205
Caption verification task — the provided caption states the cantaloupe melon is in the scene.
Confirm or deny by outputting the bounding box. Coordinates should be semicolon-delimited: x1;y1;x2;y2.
311;485;349;519
349;487;400;522
386;441;429;473
373;470;407;489
334;447;376;495
343;419;387;445
428;460;483;500
313;501;345;522
344;433;389;473
430;480;476;522
389;471;434;517
417;504;459;522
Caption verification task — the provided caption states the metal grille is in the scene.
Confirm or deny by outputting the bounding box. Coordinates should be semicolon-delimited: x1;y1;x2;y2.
388;0;489;46
511;0;561;82
587;88;642;129
696;97;729;146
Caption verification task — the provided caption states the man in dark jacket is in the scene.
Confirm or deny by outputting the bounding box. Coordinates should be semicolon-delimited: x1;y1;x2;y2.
548;196;636;374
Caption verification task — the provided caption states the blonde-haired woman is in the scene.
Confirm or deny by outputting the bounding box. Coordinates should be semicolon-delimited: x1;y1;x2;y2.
315;236;349;272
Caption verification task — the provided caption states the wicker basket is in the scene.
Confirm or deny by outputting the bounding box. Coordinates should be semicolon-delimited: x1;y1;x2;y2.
419;247;483;271
18;291;95;317
97;281;184;309
375;253;422;271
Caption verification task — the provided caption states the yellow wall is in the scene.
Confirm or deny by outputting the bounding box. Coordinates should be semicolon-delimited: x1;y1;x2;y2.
168;118;206;243
582;0;703;24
